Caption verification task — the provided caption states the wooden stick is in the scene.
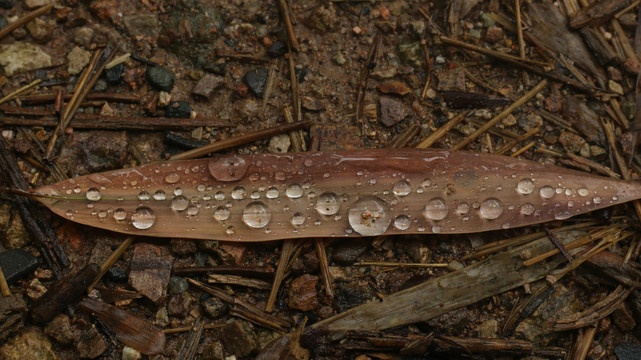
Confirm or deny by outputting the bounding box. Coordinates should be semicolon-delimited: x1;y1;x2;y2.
88;237;134;291
266;239;295;312
452;80;547;150
0;79;42;105
0;4;52;41
279;0;300;51
416;111;470;149
315;239;333;297
0;264;11;297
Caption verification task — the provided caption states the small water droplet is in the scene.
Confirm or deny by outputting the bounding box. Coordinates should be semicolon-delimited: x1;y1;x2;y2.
517;178;535;195
520;203;535;215
208;156;249;181
304;158;313;167
138;190;150;201
171;195;189;211
165;172;180;184
215;191;225;200
266;187;279;199
540;186;555;199
479;198;503;219
187;204;199;216
291;212;305;226
226;226;235;235
174;187;183;196
393;214;411;230
250;191;261;199
424;198;448;220
275;171;287;181
131;206;156;230
348;196;392;236
202;194;212;201
86;188;102;201
432;225;443;233
421;178;432;188
315;192;340;216
73;186;82;194
242;201;272;229
98;210;107;218
286;184;303;199
565;189;573;196
113;208;127;221
577;188;589;197
456;202;470;214
393;180;411;196
213;206;230;221
231;186;247;200
197;184;206;192
65;209;73;217
593;196;602;204
554;210;572;220
153;190;166;201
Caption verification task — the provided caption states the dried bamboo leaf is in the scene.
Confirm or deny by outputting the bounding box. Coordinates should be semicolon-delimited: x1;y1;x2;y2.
27;149;641;242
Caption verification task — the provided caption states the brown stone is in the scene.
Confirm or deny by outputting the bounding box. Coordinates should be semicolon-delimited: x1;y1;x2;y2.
612;303;636;332
287;274;319;311
77;326;107;359
221;321;258;357
128;243;174;303
437;67;466;92
379;96;410;127
377;81;410;96
191;74;224;101
485;25;504;43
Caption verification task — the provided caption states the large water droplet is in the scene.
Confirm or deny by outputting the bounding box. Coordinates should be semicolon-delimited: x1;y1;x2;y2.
137;190;150;201
86;188;102;201
213;206;230;221
286;184;303;199
171;195;189;211
540;186;555;199
315;192;340;216
517;178;535;195
242;201;272;229
165;172;180;184
187;204;199;216
153;190;166;201
113;208;127;221
291;212;305;226
208;156;249;181
479;198;503;219
348;196;392;236
578;188;589;197
266;187;279;199
393;180;411;196
393;214;411;230
231;186;247;200
456;202;470;214
520;203;535;215
131;206;156;230
424;198;448;220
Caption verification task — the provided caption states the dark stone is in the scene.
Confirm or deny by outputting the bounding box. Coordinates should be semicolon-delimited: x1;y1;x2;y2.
168;276;188;294
105;267;127;282
267;41;287;57
379;96;410;127
167;293;192;318
0;249;38;285
203;58;226;75
335;281;374;312
170;238;197;255
202;297;228;319
0;0;13;9
614;343;641;360
77;326;107;359
221;321;258;357
0;15;7;29
146;66;175;92
165;101;192;118
331;239;369;266
244;67;269;98
104;63;123;84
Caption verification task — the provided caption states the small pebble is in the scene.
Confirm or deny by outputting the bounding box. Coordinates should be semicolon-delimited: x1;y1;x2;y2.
191;74;224;101
104;63;124;84
287;274;319;312
614;343;641;360
67;46;91;75
244;67;269;98
165;101;192;118
268;134;290;153
158;91;171;107
203;297;228;319
168;276;188;294
122;346;141;360
608;80;624;95
485;25;503;43
267;41;287;57
377;81;410;96
146;66;175;92
0;249;38;285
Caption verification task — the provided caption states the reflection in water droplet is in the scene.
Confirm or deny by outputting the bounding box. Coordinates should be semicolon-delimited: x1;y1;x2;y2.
266;187;279;199
479;198;503;219
197;184;206;192
421;178;432;188
517;178;535;194
393;180;411;196
231;186;247;200
348;196;392;236
540;186;555;199
286;184;303;199
138;190;150;201
153;190;166;201
86;188;102;201
578;188;589;197
315;192;340;216
131;206;156;229
215;191;225;200
424;198;448;220
213;206;230;221
520;203;535;215
393;214;411;230
242;201;272;229
208;156;249;181
456;202;470;214
291;212;305;226
250;191;260;199
226;226;235;235
165;172;180;184
113;208;127;221
171;195;189;211
593;196;602;205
